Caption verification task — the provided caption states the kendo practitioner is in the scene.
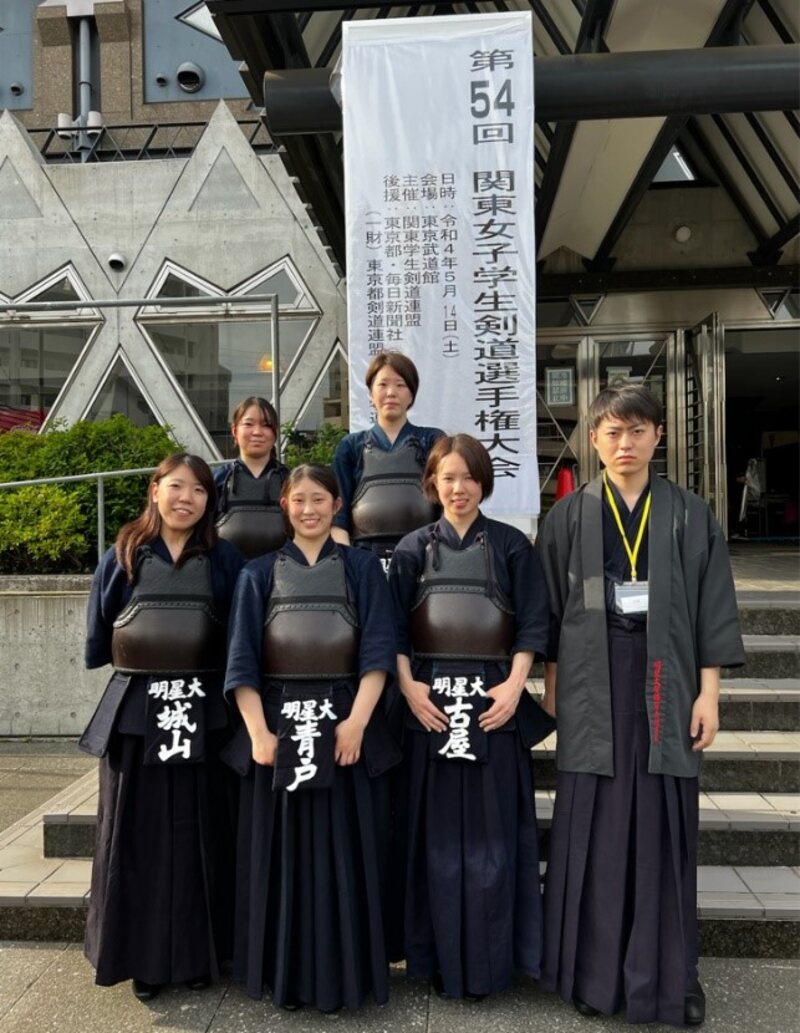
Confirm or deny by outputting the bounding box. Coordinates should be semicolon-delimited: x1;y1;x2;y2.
224;464;401;1013
214;396;289;560
80;454;244;1001
331;350;444;565
537;386;745;1026
388;434;552;1000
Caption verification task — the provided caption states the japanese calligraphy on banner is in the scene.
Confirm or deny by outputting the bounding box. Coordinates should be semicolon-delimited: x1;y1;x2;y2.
342;12;538;515
144;676;206;765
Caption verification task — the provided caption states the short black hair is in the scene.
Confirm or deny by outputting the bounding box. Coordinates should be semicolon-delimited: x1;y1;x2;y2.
588;385;663;431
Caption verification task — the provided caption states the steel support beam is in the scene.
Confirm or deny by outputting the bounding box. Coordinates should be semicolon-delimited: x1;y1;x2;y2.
537;263;800;296
261;45;800;136
748;213;800;266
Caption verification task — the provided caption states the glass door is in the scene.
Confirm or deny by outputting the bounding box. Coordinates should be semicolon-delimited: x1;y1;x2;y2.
685;314;727;533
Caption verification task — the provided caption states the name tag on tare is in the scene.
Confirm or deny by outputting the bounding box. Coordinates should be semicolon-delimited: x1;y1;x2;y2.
615;581;649;615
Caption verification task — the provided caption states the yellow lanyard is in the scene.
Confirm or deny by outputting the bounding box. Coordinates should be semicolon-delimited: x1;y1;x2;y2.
603;472;651;582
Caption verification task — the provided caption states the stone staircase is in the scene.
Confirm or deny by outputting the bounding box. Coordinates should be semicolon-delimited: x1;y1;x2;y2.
0;592;797;956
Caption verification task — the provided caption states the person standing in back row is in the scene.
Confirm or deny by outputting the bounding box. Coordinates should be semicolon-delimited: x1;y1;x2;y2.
215;396;289;561
537;385;745;1027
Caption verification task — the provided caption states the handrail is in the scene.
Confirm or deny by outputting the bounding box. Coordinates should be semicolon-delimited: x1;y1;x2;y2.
0;461;230;563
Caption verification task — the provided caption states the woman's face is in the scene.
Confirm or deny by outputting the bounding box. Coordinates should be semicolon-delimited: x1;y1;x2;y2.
434;451;482;524
369;366;413;424
232;404;276;460
151;463;209;534
281;476;340;545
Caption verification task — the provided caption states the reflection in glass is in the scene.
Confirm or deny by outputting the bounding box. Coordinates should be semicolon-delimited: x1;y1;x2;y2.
0;326;91;430
296;350;349;432
145;317;316;451
87;359;158;427
537;342;579;516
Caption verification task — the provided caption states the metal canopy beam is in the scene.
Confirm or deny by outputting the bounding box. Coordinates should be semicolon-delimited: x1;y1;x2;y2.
537;263;799;296
586;0;754;270
749;214;800;266
261;45;800;135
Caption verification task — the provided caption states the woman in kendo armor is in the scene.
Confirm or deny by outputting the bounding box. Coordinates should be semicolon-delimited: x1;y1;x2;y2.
331;351;444;564
214;396;289;560
388;434;552;1000
81;454;244;1001
224;463;400;1013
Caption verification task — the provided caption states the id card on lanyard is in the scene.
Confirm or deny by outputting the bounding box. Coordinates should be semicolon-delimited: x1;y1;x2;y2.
604;472;651;617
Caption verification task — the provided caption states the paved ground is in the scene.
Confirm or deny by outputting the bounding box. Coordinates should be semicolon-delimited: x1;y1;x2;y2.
728;542;799;592
0;949;797;1033
0;742;93;836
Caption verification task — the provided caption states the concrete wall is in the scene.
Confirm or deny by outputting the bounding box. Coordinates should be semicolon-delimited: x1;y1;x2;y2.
0;576;107;736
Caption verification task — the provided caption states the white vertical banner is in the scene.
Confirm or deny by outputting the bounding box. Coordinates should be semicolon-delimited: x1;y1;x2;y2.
342;12;538;516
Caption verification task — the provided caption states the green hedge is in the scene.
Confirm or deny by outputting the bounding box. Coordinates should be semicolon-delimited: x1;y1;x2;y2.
0;417;180;573
282;422;347;468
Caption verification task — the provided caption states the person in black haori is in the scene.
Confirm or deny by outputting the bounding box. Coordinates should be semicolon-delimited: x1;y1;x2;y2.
537;386;745;1027
80;453;244;1002
214;396;289;561
331;350;444;566
388;434;552;1001
224;464;400;1013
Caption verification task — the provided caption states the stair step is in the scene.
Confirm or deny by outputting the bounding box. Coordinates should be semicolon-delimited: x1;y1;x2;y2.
530;731;800;792
720;681;799;730
737;599;800;636
726;636;800;680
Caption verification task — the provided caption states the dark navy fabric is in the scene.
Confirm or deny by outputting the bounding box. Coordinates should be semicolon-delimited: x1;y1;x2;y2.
212;457;289;517
224;537;397;1010
83;535;243;988
332;422;443;533
542;625;699;1026
389;513;550;659
387;512;550;997
224;538;396;695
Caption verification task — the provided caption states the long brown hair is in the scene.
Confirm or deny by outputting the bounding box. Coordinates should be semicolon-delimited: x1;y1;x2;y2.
115;453;218;579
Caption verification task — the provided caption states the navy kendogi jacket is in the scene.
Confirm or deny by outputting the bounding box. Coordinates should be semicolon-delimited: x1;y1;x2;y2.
224;537;396;696
537;471;745;779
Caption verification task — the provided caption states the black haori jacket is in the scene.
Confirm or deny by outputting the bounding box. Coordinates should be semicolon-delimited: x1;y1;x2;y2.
536;471;745;779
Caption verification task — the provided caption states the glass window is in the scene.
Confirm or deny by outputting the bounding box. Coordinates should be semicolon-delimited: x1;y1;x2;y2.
537;342;580;517
652;146;696;183
145;317;317;451
87;359;159;427
536;299;579;327
240;267;306;308
157;274;211;299
0;325;91;430
295;350;349;432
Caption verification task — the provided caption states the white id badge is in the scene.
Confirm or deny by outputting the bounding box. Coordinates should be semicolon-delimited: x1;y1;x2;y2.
614;581;649;615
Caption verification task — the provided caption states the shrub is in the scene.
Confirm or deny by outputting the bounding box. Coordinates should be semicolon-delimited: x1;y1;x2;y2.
0;416;181;573
282;422;347;468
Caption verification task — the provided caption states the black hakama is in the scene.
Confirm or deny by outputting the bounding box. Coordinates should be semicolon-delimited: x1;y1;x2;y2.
85;693;238;986
402;663;543;997
542;624;699;1026
232;683;391;1011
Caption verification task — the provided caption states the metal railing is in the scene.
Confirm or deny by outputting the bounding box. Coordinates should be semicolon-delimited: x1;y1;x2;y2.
28;118;275;164
0;461;231;564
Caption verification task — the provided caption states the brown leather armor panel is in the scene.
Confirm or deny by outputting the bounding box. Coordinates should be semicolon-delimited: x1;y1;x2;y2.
111;552;225;673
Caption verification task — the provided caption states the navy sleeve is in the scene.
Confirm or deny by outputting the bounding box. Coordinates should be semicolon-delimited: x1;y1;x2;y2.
209;539;246;618
223;557;274;697
489;521;550;658
387;530;426;656
347;547;397;677
332;433;362;531
84;547;130;669
213;462;234;516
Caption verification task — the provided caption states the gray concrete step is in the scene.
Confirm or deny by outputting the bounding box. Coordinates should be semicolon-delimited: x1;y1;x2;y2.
720;680;799;730
737;599;800;636
724;635;800;680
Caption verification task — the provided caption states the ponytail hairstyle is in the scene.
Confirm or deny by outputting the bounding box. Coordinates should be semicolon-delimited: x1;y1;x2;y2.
115;453;218;580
